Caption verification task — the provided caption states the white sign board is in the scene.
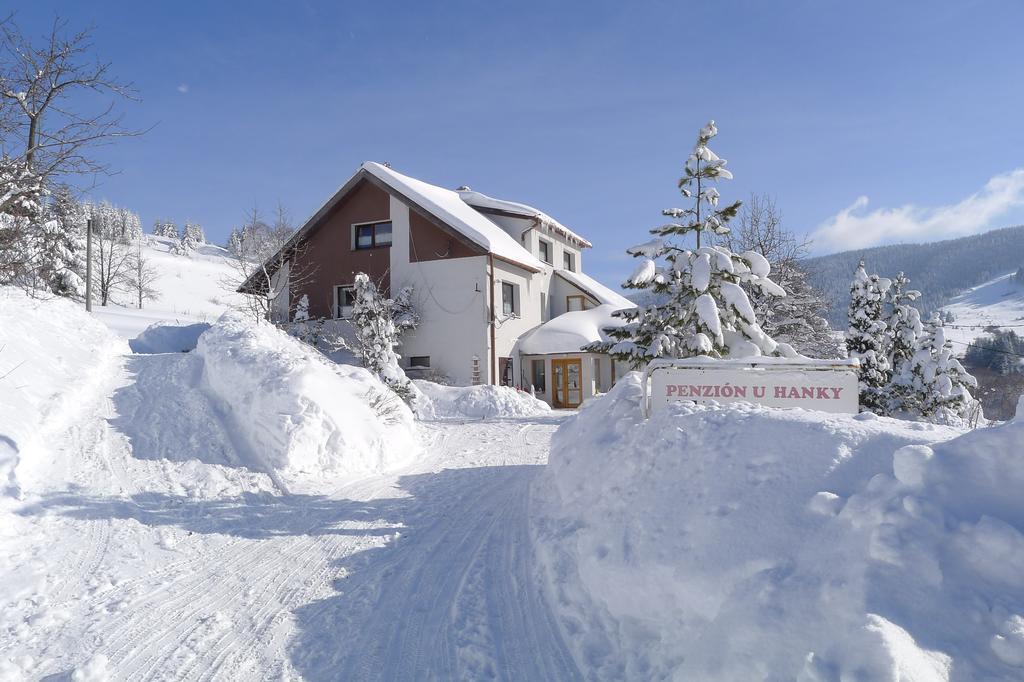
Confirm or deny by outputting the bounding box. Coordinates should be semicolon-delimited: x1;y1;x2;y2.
645;359;859;416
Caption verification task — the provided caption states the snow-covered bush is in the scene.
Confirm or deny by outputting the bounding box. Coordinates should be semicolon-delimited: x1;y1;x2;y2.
413;380;550;420
592;120;789;365
351;273;415;403
532;374;1024;679
195;312;418;493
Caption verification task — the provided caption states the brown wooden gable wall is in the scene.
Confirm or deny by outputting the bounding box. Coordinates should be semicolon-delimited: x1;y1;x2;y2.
290;178;392;319
408;209;483;262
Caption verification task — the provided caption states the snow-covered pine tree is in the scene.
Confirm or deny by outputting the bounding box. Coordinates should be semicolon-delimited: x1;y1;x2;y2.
153;219;179;239
884;271;923;413
846;261;892;412
174;230;199;255
351;273;415;403
183;222;205;244
591;120;789;366
907;313;978;421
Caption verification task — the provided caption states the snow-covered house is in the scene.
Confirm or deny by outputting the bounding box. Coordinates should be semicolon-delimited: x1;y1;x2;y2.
240;162;633;407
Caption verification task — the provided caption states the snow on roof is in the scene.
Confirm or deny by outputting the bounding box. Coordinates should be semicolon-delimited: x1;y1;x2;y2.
518;304;626;355
362;163;544;271
457;188;593;248
555;269;635;309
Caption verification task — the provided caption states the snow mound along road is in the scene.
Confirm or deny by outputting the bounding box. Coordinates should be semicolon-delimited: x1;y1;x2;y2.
195;312;419;493
532;373;1024;680
129;321;211;354
0;287;125;498
412;380;551;420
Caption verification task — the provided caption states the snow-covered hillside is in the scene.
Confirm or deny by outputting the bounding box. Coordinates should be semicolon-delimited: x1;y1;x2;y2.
91;235;243;338
533;374;1024;680
942;271;1024;352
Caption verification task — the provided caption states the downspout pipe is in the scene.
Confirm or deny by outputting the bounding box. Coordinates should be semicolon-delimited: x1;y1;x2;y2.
488;253;497;385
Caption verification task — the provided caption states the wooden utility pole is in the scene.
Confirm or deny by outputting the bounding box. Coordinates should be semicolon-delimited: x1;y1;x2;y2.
85;218;93;312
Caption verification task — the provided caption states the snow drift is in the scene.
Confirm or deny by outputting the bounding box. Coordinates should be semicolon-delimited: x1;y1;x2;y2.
129;321;211;354
195;312;419;492
532;373;1024;680
413;380;551;420
0;287;125;498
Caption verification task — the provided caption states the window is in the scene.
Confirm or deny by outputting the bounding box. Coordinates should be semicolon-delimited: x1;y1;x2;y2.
540;292;548;321
501;281;517;317
563;250;575;272
354;221;393;249
335;285;356;318
499;357;514;387
409;356;430;368
532;359;546;393
539;239;552;264
567;295;588;312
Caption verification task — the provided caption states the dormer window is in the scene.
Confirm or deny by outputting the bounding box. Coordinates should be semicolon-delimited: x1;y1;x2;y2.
539;239;552;264
563;251;575;272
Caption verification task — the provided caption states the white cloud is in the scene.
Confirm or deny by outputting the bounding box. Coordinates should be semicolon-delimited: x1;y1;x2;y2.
176;83;189;94
810;169;1024;253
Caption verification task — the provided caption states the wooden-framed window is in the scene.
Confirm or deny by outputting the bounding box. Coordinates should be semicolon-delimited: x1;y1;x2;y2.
539;239;552;264
354;220;393;249
567;294;589;312
563;250;575;272
409;356;430;368
335;284;356;318
499;357;514;386
502;281;517;316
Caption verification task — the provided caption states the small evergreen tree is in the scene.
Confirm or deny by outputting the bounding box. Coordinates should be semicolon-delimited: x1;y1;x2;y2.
153;219;179;239
884;272;923;413
351;273;415;403
846;261;891;412
908;313;978;420
183;222;205;244
592;120;788;366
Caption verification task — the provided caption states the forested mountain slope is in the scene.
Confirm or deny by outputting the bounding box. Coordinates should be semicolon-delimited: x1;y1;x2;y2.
805;225;1024;327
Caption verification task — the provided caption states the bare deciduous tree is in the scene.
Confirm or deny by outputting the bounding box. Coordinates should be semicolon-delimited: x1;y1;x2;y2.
129;239;159;309
225;202;317;323
727;194;841;358
0;14;141;184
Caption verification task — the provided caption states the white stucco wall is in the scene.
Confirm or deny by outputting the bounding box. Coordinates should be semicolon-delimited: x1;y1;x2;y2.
389;197;490;386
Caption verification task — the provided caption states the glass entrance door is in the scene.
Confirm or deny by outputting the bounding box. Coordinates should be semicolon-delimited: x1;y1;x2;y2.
551;358;583;408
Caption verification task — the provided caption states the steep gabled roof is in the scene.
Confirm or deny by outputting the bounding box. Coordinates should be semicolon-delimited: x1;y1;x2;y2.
457;188;593;249
555;268;634;309
362;163;543;271
238;162;544;293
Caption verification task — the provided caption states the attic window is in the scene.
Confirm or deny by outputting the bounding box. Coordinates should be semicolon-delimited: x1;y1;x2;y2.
563;251;575;272
354;221;392;249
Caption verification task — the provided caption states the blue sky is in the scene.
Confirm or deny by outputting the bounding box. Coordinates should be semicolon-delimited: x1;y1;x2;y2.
9;1;1024;288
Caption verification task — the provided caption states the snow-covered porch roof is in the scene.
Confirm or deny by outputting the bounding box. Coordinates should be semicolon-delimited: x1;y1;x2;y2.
517;304;627;356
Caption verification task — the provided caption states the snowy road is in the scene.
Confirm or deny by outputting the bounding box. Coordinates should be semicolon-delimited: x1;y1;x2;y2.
1;352;581;681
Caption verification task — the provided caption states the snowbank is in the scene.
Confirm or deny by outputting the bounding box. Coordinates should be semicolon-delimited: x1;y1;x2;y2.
195;312;419;492
413;380;551;420
0;288;125;498
532;374;1024;679
129;321;211;354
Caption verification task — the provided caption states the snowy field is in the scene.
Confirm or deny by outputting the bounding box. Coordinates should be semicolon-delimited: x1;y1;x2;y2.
3;255;1024;679
89;236;242;339
942;271;1024;353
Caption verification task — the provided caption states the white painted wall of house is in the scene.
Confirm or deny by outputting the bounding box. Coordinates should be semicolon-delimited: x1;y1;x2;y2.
389;197;490;386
